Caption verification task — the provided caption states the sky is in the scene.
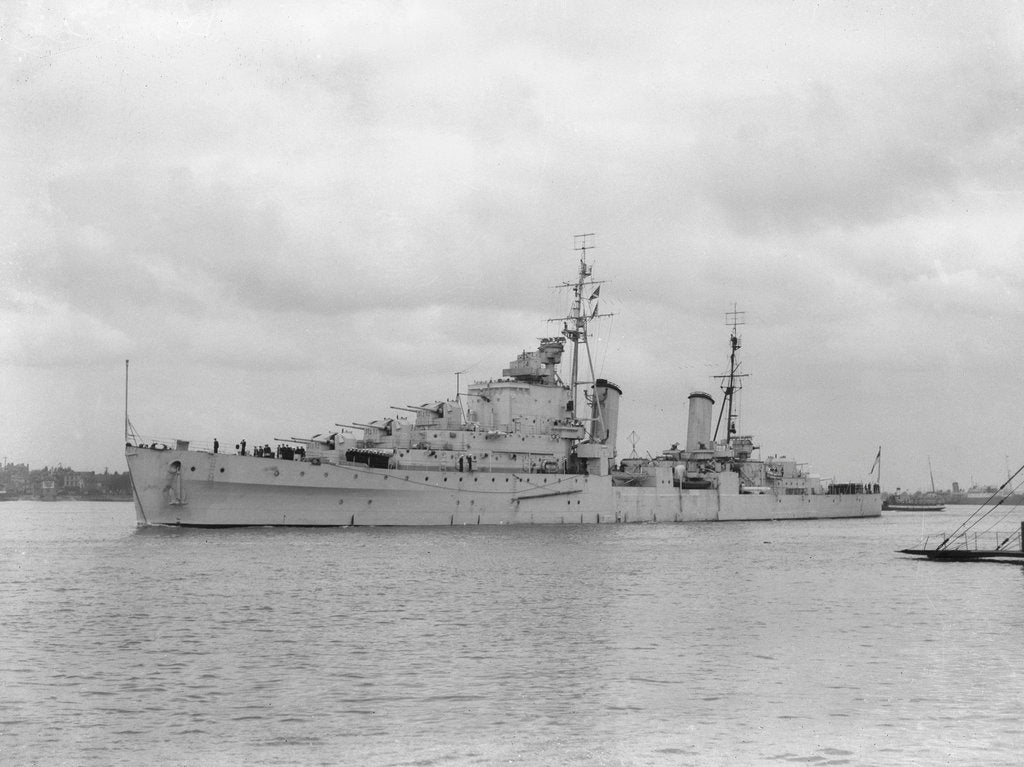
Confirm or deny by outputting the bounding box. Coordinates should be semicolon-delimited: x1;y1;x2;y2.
2;0;1023;492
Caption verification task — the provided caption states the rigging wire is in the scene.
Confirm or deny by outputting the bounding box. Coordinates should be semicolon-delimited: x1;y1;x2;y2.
936;462;1024;550
968;469;1024;547
597;313;615;379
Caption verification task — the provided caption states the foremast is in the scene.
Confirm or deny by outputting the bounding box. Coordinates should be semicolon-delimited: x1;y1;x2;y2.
554;233;611;444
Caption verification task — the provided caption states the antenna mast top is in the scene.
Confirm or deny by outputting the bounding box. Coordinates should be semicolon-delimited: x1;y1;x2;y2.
574;232;595;263
712;304;749;444
725;304;745;338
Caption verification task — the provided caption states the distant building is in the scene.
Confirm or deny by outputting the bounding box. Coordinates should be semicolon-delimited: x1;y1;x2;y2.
0;461;130;500
39;478;57;500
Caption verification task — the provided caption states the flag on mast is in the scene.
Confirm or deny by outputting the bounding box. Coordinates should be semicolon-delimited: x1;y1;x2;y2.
869;447;881;474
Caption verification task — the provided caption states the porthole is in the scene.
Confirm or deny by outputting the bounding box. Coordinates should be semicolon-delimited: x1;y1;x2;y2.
190;466;196;472
219;468;225;473
324;472;328;478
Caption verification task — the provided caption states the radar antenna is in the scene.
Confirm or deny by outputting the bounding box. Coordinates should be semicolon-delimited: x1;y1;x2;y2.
574;232;595;260
628;430;639;459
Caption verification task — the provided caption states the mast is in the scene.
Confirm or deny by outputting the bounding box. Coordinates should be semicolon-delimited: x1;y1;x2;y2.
551;233;610;439
124;359;129;443
454;369;467;422
123;359;141;446
568;233;593;417
712;305;748;444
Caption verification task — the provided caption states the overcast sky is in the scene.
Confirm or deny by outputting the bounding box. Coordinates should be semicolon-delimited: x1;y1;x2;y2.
2;1;1023;492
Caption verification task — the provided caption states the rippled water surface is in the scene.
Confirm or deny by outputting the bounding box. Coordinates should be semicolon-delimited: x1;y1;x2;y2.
3;501;1023;766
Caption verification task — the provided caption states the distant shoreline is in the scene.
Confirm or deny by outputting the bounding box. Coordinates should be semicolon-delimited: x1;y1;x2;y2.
1;496;132;503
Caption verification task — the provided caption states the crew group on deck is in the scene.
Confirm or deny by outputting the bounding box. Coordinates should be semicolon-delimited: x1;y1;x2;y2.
218;439;307;461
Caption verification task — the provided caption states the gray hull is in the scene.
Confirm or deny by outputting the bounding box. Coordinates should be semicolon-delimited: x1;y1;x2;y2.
127;446;881;526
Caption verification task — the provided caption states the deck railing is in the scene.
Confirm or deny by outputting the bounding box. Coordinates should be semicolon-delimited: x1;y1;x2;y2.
914;526;1024;553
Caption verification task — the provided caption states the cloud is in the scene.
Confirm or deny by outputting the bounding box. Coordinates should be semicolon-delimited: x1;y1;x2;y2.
2;0;1024;488
0;288;130;366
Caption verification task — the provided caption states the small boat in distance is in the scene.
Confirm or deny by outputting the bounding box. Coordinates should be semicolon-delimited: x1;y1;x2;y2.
883;494;945;512
900;460;1024;561
885;457;945;511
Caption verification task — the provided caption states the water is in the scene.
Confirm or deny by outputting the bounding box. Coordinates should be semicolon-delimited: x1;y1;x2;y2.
2;501;1023;766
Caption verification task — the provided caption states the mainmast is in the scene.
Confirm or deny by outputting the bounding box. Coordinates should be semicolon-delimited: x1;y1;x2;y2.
712;305;748;444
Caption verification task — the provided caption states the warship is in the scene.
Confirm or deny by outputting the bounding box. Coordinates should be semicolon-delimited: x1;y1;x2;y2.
125;239;880;526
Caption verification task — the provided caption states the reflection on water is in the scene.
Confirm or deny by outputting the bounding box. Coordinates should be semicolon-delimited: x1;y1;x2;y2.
2;501;1023;766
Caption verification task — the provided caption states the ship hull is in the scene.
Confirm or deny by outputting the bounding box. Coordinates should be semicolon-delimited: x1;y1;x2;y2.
127;446;880;526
